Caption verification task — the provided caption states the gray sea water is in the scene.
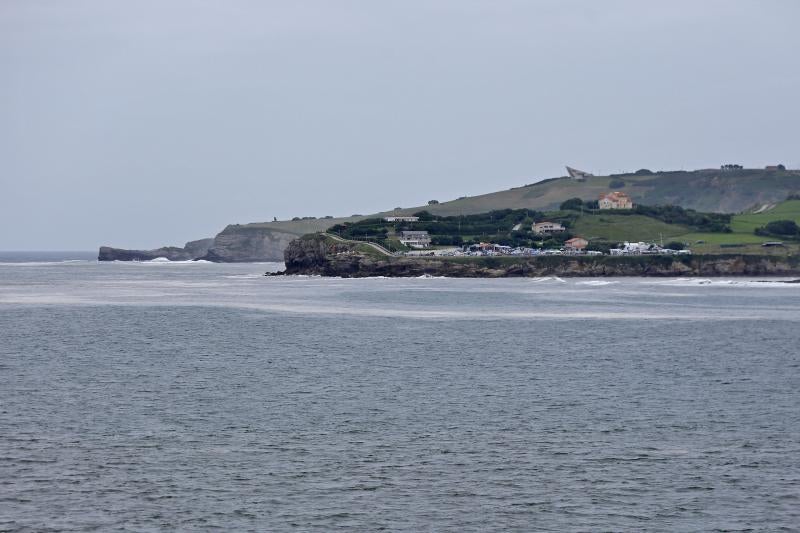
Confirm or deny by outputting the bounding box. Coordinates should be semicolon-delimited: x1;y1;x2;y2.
1;257;799;532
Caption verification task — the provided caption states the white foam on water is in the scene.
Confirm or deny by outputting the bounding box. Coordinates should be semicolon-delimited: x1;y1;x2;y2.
712;279;800;288
112;258;214;264
4;290;796;321
645;278;713;286
0;260;92;266
576;280;619;286
181;301;800;321
643;278;800;288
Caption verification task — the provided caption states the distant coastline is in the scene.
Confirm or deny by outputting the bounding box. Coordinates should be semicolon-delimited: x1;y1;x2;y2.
97;167;800;264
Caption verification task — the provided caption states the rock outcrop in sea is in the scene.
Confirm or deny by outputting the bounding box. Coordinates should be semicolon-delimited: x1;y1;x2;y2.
98;238;214;261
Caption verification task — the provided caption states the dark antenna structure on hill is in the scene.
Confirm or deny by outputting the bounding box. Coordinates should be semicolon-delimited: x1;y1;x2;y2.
566;166;593;181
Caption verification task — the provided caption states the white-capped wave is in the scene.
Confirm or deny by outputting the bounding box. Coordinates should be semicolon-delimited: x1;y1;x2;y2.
123;258;213;264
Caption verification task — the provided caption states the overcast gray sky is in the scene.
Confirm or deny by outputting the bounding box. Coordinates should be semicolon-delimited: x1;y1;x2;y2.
2;1;799;250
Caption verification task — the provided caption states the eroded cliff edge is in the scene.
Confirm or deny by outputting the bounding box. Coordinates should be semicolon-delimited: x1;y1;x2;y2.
99;225;303;262
198;225;299;262
99;238;214;261
281;234;800;277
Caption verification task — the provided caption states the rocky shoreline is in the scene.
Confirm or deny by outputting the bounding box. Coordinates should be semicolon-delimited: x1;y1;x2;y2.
277;234;800;278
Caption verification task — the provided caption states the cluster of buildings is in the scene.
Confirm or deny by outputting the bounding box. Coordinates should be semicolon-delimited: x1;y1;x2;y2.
405;237;595;257
401;238;691;258
426;243;602;258
384;190;636;253
394;224;693;257
609;242;691;256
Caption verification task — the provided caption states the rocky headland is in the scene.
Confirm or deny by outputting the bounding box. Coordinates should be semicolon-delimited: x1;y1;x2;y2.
98;167;800;263
99;225;301;262
98;238;214;261
280;234;800;278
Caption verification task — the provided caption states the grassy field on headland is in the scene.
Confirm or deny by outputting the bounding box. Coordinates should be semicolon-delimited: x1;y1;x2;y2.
325;199;800;256
671;200;800;253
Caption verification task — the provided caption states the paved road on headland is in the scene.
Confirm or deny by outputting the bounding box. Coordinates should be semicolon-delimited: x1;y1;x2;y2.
322;233;395;256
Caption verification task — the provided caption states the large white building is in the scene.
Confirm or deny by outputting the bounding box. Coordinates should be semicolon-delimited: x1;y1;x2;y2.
399;231;431;248
532;221;565;235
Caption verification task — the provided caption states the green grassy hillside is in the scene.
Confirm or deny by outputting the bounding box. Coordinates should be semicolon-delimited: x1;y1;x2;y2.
227;168;800;238
572;214;690;242
222;215;369;237
673;199;800;254
730;199;800;233
326;200;800;256
401;169;800;218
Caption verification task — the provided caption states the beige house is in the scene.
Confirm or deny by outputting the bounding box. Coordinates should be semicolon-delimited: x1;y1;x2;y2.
564;237;589;251
532;221;566;235
599;191;633;209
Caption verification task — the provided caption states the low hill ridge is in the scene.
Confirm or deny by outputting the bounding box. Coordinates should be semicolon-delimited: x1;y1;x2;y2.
101;167;800;261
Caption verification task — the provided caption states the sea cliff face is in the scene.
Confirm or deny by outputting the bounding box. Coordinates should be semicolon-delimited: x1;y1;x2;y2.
98;225;302;263
199;225;298;262
282;234;800;277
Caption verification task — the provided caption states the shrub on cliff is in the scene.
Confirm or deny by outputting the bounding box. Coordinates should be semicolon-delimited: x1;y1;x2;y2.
411;210;436;221
763;220;800;236
632;205;731;231
560;198;584;211
431;235;463;246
